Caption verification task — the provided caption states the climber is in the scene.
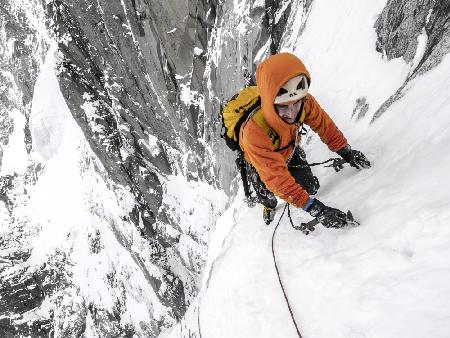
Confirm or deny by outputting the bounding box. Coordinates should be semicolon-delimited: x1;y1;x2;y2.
239;52;371;226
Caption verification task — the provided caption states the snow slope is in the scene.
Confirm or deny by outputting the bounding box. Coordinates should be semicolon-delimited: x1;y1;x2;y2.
198;56;450;338
164;1;450;337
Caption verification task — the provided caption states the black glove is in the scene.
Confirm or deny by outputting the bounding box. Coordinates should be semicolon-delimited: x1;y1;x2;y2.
306;199;348;228
337;145;371;169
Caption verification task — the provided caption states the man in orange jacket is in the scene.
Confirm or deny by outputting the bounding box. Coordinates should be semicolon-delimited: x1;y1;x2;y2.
239;52;371;226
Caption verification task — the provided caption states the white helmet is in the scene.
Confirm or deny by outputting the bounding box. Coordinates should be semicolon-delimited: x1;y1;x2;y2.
274;74;309;104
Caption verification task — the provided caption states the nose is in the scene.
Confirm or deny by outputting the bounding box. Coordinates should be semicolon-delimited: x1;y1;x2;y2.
287;105;298;117
279;104;298;118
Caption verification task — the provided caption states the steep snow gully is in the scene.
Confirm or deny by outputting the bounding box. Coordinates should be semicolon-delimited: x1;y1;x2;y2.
183;55;450;338
166;59;450;337
164;1;450;338
1;0;450;337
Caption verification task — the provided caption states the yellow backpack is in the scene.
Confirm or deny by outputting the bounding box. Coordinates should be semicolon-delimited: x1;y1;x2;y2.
221;86;262;151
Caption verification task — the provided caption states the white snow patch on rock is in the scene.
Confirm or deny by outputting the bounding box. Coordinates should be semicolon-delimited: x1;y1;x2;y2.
0;108;28;175
0;200;8;226
275;0;291;24
252;0;265;9
410;27;428;74
30;44;69;161
147;134;161;157
254;39;270;64
194;47;204;56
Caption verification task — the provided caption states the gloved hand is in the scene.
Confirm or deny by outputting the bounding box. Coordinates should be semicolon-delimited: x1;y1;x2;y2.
305;199;348;228
337;145;371;169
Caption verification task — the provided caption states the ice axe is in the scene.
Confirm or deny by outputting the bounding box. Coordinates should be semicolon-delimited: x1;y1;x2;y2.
292;210;360;235
292;157;349;172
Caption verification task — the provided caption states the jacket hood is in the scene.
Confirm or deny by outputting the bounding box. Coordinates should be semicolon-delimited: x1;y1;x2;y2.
256;53;311;137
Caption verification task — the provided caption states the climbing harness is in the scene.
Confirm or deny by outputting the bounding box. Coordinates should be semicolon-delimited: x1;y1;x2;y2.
271;204;304;338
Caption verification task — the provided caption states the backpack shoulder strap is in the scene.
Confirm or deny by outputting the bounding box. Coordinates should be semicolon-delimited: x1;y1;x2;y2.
250;109;280;150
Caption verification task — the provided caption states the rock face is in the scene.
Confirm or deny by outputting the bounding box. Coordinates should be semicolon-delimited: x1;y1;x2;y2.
46;0;196;227
373;0;450;120
1;0;229;336
0;0;49;165
1;0;450;337
0;2;50;335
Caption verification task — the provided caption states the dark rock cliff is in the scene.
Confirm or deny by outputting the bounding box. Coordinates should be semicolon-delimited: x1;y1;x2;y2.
46;0;199;228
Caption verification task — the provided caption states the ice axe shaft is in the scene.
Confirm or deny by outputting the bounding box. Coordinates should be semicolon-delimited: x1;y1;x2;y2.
293;210;360;235
293;218;319;235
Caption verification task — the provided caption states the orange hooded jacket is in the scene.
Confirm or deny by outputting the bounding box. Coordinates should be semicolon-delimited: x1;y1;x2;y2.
239;53;348;208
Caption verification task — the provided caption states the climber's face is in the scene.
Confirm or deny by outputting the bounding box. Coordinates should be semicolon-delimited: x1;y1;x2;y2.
274;98;304;124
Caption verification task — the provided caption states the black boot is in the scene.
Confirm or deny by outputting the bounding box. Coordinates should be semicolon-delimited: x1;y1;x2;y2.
246;164;278;224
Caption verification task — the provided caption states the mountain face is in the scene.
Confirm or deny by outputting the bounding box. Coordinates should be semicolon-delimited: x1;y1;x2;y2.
1;1;51;334
1;0;449;337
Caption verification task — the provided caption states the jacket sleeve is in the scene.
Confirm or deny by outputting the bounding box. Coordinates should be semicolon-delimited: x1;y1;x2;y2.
241;120;310;208
304;94;348;152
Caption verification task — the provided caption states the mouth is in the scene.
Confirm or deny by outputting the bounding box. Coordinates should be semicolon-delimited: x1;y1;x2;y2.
281;116;296;124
